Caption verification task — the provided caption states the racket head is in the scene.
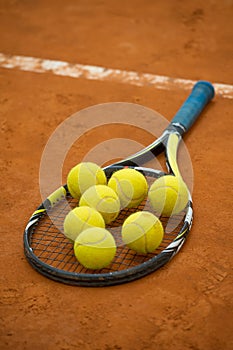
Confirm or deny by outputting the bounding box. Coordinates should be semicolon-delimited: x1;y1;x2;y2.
24;165;193;287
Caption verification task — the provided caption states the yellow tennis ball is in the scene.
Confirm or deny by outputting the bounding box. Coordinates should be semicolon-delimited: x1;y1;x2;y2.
148;175;189;216
74;227;116;269
67;162;107;199
108;168;148;208
79;185;120;224
63;206;105;242
121;211;164;254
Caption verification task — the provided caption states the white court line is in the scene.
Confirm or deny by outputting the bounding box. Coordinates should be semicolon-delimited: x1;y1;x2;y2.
0;53;232;99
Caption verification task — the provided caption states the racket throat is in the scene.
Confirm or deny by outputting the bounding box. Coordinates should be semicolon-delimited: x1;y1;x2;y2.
165;133;182;177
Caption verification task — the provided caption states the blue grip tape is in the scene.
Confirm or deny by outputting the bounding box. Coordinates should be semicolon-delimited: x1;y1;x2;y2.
171;81;215;132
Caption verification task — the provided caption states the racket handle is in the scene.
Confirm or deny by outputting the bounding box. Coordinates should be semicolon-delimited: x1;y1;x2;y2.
171;81;215;132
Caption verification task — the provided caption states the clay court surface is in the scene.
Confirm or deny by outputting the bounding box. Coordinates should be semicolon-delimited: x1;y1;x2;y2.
0;1;232;349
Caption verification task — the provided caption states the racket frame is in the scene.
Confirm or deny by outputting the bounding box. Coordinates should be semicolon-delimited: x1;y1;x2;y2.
23;81;214;286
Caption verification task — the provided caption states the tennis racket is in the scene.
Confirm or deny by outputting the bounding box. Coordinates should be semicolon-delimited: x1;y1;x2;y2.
24;81;214;286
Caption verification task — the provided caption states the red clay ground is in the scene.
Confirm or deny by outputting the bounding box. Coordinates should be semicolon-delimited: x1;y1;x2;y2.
0;1;232;350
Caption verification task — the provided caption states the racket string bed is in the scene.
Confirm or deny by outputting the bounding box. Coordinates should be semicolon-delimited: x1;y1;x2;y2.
28;175;186;276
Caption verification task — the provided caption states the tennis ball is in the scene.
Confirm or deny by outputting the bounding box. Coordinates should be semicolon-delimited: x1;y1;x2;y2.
79;185;120;224
148;175;189;216
121;211;164;254
67;162;107;199
63;206;105;242
74;227;116;269
108;168;148;208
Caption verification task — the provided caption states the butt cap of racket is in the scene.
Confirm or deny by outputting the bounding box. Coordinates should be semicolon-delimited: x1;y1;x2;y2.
195;80;215;99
